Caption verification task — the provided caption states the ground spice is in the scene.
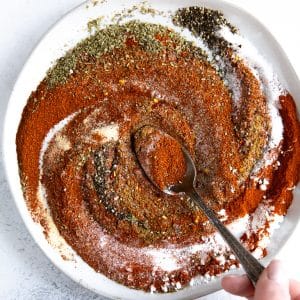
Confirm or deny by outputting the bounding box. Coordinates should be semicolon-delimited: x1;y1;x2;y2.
16;7;300;294
46;20;206;87
134;126;186;190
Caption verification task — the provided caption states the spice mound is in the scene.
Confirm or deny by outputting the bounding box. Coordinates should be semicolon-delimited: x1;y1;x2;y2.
134;126;186;191
16;6;300;294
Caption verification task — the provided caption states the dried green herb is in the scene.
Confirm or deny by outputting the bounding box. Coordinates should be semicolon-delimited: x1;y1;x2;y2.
87;16;104;33
46;20;206;88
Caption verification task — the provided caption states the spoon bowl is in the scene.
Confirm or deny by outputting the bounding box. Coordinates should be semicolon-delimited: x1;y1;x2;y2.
164;147;197;195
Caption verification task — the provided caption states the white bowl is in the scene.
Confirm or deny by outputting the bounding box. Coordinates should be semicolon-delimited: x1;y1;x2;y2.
2;0;300;299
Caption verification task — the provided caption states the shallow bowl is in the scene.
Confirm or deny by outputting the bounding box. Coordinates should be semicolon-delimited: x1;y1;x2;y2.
2;0;300;299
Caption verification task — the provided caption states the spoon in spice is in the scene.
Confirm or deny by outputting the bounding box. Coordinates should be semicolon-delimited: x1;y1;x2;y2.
134;125;264;286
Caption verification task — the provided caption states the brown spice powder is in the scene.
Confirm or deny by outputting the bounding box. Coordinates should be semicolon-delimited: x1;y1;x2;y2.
134;126;186;190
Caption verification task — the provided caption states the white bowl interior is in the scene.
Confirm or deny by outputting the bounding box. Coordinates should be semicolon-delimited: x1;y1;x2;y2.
2;0;300;299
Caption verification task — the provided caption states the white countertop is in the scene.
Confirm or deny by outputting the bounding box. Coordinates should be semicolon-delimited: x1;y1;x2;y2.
0;1;299;299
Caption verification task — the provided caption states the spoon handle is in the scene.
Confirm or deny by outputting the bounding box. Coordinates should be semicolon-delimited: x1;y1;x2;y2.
187;188;265;285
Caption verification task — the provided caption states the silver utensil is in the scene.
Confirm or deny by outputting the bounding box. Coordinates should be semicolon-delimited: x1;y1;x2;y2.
135;128;265;285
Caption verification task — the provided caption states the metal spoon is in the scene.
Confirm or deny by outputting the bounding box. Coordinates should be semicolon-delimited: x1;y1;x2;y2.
134;128;265;285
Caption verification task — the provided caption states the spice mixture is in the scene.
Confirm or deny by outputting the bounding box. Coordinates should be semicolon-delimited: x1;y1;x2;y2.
134;125;186;191
16;6;300;293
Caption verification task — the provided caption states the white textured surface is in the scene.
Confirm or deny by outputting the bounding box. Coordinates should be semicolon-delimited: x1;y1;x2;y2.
0;1;299;299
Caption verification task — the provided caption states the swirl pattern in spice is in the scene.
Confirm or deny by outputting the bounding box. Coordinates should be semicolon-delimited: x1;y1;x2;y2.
16;7;300;293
